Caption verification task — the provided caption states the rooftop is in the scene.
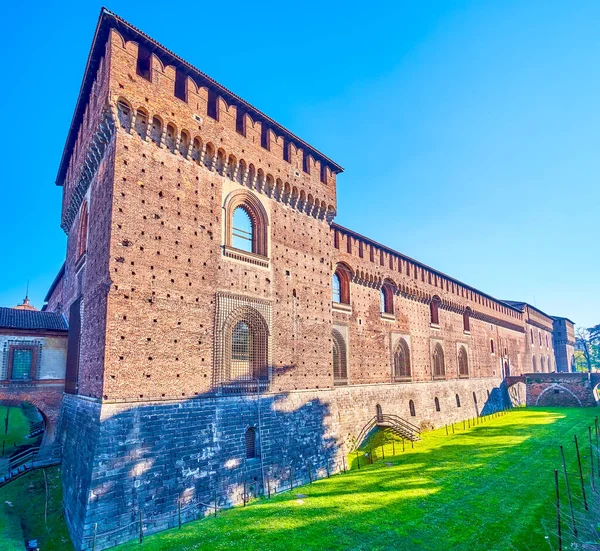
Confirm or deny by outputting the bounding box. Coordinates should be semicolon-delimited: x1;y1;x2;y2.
0;307;68;332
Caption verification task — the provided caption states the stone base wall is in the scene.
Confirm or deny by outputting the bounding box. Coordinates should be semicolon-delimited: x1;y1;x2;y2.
60;377;506;550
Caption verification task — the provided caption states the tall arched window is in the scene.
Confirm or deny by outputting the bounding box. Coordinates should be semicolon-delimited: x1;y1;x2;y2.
245;427;257;459
532;356;538;372
434;397;441;412
538;331;542;346
232;207;253;252
332;265;351;305
77;201;88;260
393;338;411;381
430;296;441;325
463;307;471;332
432;343;445;379
540;356;546;372
376;404;383;422
380;283;394;315
530;328;534;344
456;394;461;407
332;273;341;303
490;339;495;354
458;346;469;377
332;329;348;385
409;399;416;417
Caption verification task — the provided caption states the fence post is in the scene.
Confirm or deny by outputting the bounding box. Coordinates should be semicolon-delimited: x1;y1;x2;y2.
589;426;596;493
560;445;577;538
92;523;97;551
445;425;448;436
392;440;395;456
308;464;313;483
289;466;294;490
243;479;247;506
555;469;562;551
381;444;385;460
451;423;455;434
463;420;465;430
139;511;143;543
402;438;405;452
356;451;360;470
214;489;218;517
574;435;588;511
342;455;347;473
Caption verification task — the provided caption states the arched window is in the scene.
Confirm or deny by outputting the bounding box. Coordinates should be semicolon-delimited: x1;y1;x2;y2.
458;346;469;377
504;361;510;377
430;296;441;325
538;331;542;346
376;404;383;422
245;427;257;459
332;273;341;303
463;307;471;332
224;191;269;260
546;334;549;347
548;356;553;372
530;328;534;344
380;283;394;315
135;109;148;139
151;116;162;145
332;329;348;385
166;124;177;153
204;143;215;169
409;399;416;417
77;201;88;260
434;397;440;412
191;137;202;164
540;356;546;372
490;339;495;354
179;130;190;157
116;99;132;132
532;356;538;372
456;394;461;407
432;343;445;379
332;265;351;305
393;338;411;381
232;207;253;253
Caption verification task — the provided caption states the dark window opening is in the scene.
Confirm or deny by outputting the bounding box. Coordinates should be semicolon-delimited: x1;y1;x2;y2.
434;397;440;412
332;329;348;384
245;427;257;459
456;394;461;407
174;69;187;102
409;399;416;417
207;89;219;120
136;46;152;81
463;307;471;332
261;124;270;150
430;296;441;325
302;151;310;174
320;163;327;184
283;139;290;162
236;109;246;136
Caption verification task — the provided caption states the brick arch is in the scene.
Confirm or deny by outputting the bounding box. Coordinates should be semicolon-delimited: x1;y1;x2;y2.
535;384;582;407
0;387;63;449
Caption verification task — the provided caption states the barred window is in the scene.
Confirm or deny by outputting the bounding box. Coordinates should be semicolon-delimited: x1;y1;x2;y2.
332;329;348;385
432;343;445;378
434;397;440;412
458;346;469;377
8;346;36;381
245;427;257;459
393;338;411;380
232;207;253;253
409;399;416;417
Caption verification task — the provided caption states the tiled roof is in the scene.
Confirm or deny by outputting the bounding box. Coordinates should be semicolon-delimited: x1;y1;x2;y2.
0;307;68;332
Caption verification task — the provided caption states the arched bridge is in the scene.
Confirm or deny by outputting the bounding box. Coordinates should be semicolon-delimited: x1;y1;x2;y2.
505;373;600;407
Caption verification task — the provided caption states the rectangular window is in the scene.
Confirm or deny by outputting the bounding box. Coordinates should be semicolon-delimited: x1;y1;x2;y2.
261;124;270;150
320;163;327;184
283;139;290;162
334;231;339;249
8;347;36;380
347;237;352;254
207;89;219;120
236;108;246;136
302;151;310;174
136;46;152;81
174;69;187;102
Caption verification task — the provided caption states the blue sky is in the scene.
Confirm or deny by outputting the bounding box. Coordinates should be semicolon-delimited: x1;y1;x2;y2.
1;1;598;327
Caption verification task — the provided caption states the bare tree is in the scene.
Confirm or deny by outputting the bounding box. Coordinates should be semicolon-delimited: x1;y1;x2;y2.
576;327;599;372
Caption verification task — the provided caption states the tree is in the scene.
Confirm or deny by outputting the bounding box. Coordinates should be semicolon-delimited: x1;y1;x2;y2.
575;326;600;372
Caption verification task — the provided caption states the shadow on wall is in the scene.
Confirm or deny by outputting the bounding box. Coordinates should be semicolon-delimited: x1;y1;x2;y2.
60;382;339;551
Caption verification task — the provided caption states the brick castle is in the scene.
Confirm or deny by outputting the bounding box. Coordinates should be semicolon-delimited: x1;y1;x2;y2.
29;9;577;550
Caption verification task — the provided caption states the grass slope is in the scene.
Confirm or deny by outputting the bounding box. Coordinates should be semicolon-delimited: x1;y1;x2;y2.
114;408;600;551
0;467;73;551
0;405;32;458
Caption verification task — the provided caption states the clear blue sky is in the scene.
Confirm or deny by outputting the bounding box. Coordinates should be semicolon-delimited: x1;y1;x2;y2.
1;1;598;327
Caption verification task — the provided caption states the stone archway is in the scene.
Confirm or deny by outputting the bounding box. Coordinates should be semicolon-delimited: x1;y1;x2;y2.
535;384;582;407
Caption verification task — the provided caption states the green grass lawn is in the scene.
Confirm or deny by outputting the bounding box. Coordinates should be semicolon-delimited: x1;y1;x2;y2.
113;408;600;551
0;466;73;551
0;405;34;459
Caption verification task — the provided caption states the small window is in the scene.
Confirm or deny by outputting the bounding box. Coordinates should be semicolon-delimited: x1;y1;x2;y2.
283;139;290;162
135;109;149;140
165;124;177;153
430;296;441;325
490;339;495;354
151;117;162;145
538;331;542;346
232;207;253;253
530;328;534;344
320;163;327;184
261;124;270;150
456;394;461;407
77;202;88;259
8;346;36;380
463;307;471;332
207;89;219;120
302;151;310;174
136;45;152;81
245;427;257;459
236;109;246;136
434;397;440;412
332;273;341;303
116;100;132;132
174;68;187;102
409;399;416;417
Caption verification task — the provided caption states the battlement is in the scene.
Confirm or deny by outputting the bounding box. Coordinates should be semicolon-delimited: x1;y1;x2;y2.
56;9;343;208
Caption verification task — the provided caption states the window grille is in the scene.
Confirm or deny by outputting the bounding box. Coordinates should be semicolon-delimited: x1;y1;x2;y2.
458;346;469;377
245;427;257;459
332;329;348;385
232;207;254;253
393;339;411;380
